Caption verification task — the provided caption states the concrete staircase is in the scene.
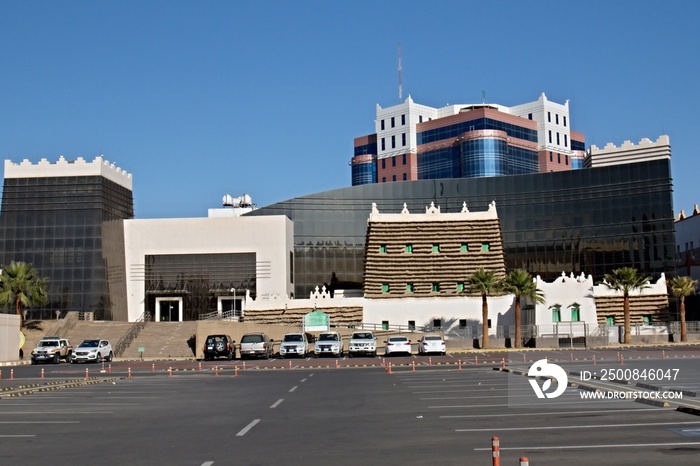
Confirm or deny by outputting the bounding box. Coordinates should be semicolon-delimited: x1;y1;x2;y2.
119;322;198;360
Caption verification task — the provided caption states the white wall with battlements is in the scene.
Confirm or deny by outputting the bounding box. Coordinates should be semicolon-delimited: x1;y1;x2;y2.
584;135;670;168
4;156;133;190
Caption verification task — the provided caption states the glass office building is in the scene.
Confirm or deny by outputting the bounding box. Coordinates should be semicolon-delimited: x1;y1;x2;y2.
0;161;133;320
250;159;675;298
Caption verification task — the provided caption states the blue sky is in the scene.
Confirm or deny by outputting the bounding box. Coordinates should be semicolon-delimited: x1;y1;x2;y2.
1;1;697;218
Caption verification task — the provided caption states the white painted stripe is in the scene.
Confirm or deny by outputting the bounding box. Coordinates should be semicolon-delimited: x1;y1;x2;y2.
430;400;604;408
458;420;700;432
270;399;284;409
201;461;214;466
308;373;314;377
0;411;114;416
0;411;114;415
0;421;79;424
236;419;260;437
413;388;511;394
300;378;307;383
289;386;298;393
474;442;700;451
440;408;660;418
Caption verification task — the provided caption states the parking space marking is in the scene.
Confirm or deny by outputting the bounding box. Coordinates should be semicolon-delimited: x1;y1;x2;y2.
440;408;660;419
0;421;79;424
236;419;260;437
289;386;298;393
300;378;307;383
200;462;214;466
270;399;284;409
457;420;700;432
474;441;700;451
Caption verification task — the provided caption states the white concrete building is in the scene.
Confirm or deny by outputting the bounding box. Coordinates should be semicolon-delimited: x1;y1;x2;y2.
119;215;293;322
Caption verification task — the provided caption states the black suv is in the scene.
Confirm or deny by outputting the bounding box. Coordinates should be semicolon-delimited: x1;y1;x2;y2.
202;335;235;360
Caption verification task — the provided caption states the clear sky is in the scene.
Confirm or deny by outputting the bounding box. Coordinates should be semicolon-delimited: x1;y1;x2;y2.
1;1;697;218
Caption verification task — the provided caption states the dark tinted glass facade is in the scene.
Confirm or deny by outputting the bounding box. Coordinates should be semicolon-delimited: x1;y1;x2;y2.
144;252;256;321
460;138;509;177
0;175;133;319
250;160;675;298
351;158;377;185
418;117;538;145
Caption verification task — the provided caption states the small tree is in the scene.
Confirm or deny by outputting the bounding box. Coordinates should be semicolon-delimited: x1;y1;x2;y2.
467;268;503;349
668;276;698;342
0;261;49;328
503;269;545;348
602;267;651;344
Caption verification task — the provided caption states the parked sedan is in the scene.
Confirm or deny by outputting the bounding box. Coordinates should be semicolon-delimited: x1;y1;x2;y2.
418;334;446;355
384;335;412;356
71;339;113;363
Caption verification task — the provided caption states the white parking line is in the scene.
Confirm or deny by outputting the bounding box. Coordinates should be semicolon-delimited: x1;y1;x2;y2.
474;441;700;451
300;378;307;383
308;373;314;377
270;399;284;409
236;419;260;437
201;462;214;466
0;421;80;424
457;420;700;432
289;386;298;393
440;408;660;418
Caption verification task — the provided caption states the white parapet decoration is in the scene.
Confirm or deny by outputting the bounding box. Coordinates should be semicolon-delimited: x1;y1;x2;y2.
4;155;133;190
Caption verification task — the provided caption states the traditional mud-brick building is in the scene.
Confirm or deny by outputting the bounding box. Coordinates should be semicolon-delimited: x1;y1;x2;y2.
363;201;505;299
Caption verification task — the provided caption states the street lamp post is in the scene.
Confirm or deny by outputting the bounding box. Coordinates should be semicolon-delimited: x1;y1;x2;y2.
230;288;236;317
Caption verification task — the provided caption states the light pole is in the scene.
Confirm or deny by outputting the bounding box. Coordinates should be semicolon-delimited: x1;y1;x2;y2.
230;288;236;316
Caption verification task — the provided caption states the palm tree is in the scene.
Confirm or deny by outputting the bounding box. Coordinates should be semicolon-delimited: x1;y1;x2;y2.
0;261;49;328
503;269;545;348
668;275;698;342
467;268;503;349
602;267;651;344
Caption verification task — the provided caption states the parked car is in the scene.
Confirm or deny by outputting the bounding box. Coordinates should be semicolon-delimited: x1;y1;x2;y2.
202;334;235;361
279;332;308;358
348;331;377;357
314;331;344;357
31;337;73;364
71;339;113;363
384;335;412;356
418;334;446;355
239;333;274;359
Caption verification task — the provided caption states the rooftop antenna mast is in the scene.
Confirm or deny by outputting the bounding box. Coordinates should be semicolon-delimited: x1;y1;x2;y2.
398;42;402;103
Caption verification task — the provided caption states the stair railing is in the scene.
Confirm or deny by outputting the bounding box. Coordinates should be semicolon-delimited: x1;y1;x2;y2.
114;311;152;357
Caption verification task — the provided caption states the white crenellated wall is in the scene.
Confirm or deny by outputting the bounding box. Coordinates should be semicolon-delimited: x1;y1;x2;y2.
534;272;596;328
4;155;133;190
585;135;670;168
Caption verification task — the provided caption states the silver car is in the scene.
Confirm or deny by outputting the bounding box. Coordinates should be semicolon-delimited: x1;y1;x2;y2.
279;332;308;358
239;333;274;359
71;339;113;363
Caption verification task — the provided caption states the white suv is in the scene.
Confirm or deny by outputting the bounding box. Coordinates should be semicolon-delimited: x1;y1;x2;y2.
279;332;308;358
71;339;113;363
348;331;377;357
314;331;343;357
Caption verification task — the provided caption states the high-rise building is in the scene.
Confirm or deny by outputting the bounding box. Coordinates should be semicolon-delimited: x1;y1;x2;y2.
0;156;133;320
351;93;585;185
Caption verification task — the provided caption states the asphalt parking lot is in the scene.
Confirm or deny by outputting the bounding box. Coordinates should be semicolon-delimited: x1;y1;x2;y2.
1;346;700;465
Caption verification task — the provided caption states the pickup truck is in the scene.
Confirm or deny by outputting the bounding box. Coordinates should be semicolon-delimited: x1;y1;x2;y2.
31;337;73;364
348;331;377;357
